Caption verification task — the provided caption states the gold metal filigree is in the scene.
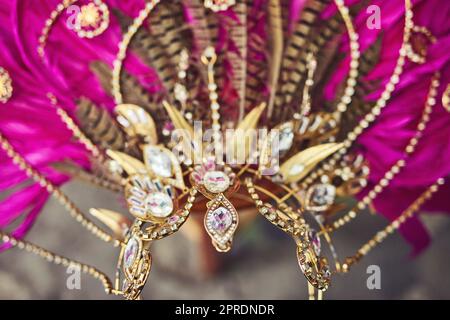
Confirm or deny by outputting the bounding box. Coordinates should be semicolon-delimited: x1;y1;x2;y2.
74;0;110;38
280;143;344;183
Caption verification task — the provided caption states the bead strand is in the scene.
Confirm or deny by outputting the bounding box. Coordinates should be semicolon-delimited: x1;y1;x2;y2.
341;177;445;271
48;94;103;159
201;47;222;153
0;133;115;244
0;230;113;294
112;0;161;105
300;0;414;190
330;72;440;231
38;0;77;59
333;0;360;115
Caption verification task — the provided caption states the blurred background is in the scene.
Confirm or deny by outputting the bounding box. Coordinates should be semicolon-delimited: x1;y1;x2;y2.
1;180;449;299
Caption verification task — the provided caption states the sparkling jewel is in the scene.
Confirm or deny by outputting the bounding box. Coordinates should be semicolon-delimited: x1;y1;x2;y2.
289;164;305;176
308;229;321;256
309;184;336;207
123;236;139;268
145;146;172;178
204;0;236;12
167;215;180;225
203;171;230;193
146;192;174;217
275;126;294;156
208;207;233;234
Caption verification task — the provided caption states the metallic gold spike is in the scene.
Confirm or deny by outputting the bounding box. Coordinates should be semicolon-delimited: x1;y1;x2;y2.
162;100;194;137
227;102;267;163
280;143;344;183
89;208;131;240
106;150;147;176
258;121;294;174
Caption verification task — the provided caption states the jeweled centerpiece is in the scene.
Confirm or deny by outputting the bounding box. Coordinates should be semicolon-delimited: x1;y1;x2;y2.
146;192;173;218
306;183;336;211
208;206;233;234
203;171;230;193
145;146;172;178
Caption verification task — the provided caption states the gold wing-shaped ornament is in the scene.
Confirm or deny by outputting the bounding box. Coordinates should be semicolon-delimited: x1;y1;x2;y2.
143;144;186;190
279;143;344;183
115;104;158;144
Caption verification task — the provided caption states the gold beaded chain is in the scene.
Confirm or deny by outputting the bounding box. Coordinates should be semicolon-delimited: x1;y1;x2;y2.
329;72;441;232
38;0;110;59
0;133;116;244
38;0;77;59
297;53;317;117
291;0;360;121
201;47;223;155
332;0;360;116
48;93;103;159
341;177;446;272
0;230;113;293
297;0;414;191
112;0;161;105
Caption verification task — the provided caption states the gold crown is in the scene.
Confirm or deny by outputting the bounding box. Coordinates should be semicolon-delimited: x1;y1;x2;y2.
1;0;446;300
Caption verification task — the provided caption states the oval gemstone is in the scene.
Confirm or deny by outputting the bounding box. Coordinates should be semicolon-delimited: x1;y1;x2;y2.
203;171;230;193
145;146;172;178
208;207;232;234
123;236;139;269
145;192;174;217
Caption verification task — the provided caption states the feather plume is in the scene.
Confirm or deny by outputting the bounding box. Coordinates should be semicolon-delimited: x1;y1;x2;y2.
228;0;248;121
75;97;127;151
266;0;284;118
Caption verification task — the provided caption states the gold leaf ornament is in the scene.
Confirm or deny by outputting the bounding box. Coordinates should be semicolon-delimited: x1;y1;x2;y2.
89;208;131;240
106;150;147;176
227;102;266;163
280;143;344;183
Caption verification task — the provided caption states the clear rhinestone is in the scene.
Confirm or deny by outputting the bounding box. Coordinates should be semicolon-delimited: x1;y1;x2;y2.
145;146;172;178
275;126;294;157
289;164;305;176
146;192;174;217
123;236;139;269
310;184;336;207
208;207;233;234
167;215;180;225
203;171;230;193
